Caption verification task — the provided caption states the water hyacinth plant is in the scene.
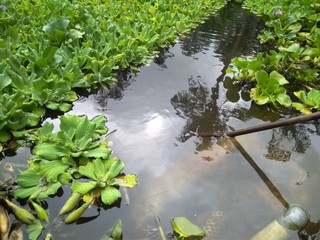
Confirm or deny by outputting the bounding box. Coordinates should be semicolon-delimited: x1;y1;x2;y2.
14;114;137;201
1;114;137;239
0;0;227;151
227;0;320;113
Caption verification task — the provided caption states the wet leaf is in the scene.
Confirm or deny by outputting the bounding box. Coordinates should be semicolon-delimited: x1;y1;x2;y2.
82;144;112;159
16;168;40;188
270;71;288;85
0;73;11;91
93;159;106;180
27;220;44;240
172;217;205;238
75;117;95;141
39;160;69;182
33;143;66;160
276;93;292;107
43;19;70;34
79;162;96;179
106;159;124;180
102;219;122;240
71;181;97;195
100;187;121;205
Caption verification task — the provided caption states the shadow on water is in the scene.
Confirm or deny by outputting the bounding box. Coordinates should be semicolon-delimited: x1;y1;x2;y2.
2;2;320;240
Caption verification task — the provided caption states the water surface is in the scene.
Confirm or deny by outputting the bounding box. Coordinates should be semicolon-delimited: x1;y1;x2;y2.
3;2;320;240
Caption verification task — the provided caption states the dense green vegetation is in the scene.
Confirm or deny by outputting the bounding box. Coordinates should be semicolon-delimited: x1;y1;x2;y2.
227;0;320;114
0;0;227;239
0;0;226;150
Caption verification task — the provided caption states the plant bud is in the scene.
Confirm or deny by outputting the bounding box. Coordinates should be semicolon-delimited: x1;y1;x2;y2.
44;233;53;240
64;197;93;224
59;192;82;216
4;199;36;225
30;200;49;222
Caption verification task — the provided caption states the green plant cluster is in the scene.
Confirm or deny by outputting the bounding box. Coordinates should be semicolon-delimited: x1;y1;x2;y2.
1;114;137;239
226;0;320;114
0;0;227;151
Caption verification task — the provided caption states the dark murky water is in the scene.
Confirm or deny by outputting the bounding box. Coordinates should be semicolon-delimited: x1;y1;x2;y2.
2;2;320;240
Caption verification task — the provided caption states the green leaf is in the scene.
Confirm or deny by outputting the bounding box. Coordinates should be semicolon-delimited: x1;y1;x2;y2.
308;89;320;103
102;219;122;240
287;23;302;33
27;220;44;240
46;182;62;196
106;159;124;180
39;160;70;182
75;117;95;140
0;73;11;92
255;70;269;84
270;71;288;85
91;115;108;137
172;217;205;238
71;181;97;195
43;19;70;34
292;102;312;114
69;29;84;39
79;162;96;179
276;94;292;107
33;143;66;160
16;168;41;188
279;43;301;53
254;95;269;105
60;115;82;132
0;129;11;142
58;172;72;185
58;103;72;112
100;187;121;205
82;145;112;159
93;159;106;179
14;186;39;199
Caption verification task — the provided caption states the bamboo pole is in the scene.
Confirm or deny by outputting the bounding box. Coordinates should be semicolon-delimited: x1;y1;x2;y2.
194;111;320;138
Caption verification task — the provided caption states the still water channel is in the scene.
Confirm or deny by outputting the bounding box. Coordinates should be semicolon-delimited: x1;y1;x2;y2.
4;2;320;240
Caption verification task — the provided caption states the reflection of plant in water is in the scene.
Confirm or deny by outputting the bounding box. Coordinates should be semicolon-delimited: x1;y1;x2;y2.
264;124;312;162
171;76;212;142
264;129;291;162
171;76;209;118
180;2;262;60
283;124;311;153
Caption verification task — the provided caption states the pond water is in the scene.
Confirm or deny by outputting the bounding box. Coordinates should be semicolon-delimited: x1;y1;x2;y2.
3;2;320;240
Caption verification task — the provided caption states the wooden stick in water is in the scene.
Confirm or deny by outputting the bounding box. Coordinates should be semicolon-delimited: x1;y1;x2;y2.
194;111;320;138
